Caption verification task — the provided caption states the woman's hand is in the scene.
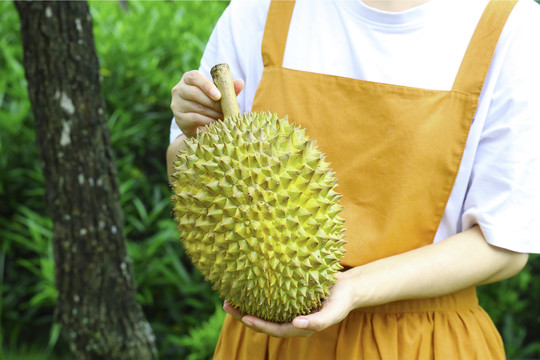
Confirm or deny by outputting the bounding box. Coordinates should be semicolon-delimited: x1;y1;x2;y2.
223;272;357;338
170;70;244;137
222;226;529;338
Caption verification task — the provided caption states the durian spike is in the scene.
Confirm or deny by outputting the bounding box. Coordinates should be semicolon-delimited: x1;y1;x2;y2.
211;64;240;118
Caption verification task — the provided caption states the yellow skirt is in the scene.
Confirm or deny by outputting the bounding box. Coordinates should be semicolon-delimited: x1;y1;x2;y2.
213;287;504;360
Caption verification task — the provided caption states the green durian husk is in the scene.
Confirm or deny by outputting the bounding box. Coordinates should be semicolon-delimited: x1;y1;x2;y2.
171;112;346;323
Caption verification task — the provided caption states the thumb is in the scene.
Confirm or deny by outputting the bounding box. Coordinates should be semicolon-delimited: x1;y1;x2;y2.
234;78;245;96
292;313;329;332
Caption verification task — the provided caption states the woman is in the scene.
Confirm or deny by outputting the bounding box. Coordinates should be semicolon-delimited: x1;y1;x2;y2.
167;0;540;358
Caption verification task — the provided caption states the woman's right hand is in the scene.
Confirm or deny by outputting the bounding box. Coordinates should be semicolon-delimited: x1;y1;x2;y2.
171;70;244;137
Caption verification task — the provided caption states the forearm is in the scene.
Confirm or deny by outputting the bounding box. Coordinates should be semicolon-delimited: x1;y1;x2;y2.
346;226;529;309
166;134;187;183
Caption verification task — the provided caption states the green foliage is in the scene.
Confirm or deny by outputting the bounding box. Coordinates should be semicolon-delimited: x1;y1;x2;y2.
0;1;53;353
0;0;227;358
478;254;540;359
169;305;226;360
0;206;58;352
88;2;229;357
1;0;540;359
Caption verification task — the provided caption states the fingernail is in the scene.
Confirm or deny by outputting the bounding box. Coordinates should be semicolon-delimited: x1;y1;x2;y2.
241;318;253;327
293;318;309;329
210;87;221;101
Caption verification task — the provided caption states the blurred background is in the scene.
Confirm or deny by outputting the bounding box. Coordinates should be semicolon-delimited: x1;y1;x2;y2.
0;1;538;359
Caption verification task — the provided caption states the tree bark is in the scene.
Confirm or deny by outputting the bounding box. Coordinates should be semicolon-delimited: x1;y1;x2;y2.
15;1;158;359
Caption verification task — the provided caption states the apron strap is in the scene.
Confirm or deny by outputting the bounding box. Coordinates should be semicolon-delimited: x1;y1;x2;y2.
452;0;517;94
261;0;296;68
261;0;516;93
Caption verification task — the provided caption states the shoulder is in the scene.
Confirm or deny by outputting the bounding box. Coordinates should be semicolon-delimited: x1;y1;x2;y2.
222;0;271;31
486;0;540;95
504;0;540;39
468;0;540;253
513;0;540;18
199;0;270;75
490;0;540;91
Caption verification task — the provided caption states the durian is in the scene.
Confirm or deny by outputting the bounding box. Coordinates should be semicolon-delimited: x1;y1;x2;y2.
170;64;346;323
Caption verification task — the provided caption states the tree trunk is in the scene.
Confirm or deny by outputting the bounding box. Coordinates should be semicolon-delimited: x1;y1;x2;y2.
14;2;158;359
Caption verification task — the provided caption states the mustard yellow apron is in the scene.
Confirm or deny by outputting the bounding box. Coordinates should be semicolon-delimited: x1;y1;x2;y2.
214;1;515;358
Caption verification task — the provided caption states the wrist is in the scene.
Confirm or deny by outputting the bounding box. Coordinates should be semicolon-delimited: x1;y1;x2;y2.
339;266;380;311
167;134;187;182
340;260;403;311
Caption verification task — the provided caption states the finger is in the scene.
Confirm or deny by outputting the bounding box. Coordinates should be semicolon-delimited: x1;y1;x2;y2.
241;315;314;338
174;82;222;114
291;313;334;333
172;98;222;122
177;112;217;137
233;78;245;96
181;70;221;102
291;297;349;333
223;301;244;322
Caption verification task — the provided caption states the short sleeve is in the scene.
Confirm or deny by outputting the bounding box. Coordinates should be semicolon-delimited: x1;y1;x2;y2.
462;0;540;253
170;118;182;143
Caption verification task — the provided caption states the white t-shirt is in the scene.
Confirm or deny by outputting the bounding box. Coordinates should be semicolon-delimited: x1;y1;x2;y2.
170;0;540;253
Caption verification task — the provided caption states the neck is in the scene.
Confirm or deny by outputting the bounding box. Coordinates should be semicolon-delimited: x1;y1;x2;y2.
362;0;431;12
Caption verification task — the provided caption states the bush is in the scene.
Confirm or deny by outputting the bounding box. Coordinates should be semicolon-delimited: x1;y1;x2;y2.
478;255;540;359
0;1;227;359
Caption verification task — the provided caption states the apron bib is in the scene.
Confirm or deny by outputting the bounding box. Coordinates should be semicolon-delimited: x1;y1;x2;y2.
214;1;516;358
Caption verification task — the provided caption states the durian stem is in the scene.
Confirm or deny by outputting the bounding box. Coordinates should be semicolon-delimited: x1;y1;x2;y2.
211;63;240;118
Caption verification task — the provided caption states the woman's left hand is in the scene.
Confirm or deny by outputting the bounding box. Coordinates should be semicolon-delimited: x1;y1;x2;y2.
225;226;531;338
223;272;357;338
